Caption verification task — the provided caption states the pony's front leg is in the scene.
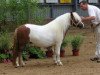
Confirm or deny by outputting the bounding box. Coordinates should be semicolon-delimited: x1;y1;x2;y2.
53;51;57;64
55;45;63;66
52;47;57;64
12;51;20;68
19;53;25;67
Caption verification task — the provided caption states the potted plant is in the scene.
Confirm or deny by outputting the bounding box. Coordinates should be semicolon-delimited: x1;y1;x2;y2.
0;53;12;63
71;35;83;56
46;47;53;58
46;35;72;57
46;38;68;57
0;31;12;63
61;35;73;57
45;35;71;57
60;36;69;57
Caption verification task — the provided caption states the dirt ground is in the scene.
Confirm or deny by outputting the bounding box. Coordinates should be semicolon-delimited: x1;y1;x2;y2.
0;25;100;75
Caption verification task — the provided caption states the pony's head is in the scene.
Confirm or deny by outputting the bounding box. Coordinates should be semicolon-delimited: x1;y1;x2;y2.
70;12;84;29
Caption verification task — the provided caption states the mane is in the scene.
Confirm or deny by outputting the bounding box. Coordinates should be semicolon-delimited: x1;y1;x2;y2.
46;13;70;26
73;12;81;22
44;13;71;36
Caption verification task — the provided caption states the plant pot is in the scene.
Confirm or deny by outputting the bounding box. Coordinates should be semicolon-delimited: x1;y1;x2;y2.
72;49;79;56
0;59;8;63
46;50;53;57
46;48;65;57
60;49;65;57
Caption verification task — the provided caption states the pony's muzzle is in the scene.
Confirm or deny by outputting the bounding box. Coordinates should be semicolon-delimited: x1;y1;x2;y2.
77;22;84;29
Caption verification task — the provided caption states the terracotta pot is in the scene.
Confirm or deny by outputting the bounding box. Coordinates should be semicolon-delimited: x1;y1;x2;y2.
60;49;65;57
0;59;5;63
46;50;53;57
46;48;65;57
72;49;79;56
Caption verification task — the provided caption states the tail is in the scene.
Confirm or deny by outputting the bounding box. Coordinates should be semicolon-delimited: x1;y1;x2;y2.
12;28;18;65
13;28;18;51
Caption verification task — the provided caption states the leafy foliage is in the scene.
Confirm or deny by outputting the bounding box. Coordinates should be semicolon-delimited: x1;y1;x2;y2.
0;31;12;52
22;44;45;59
61;35;73;49
0;54;7;59
71;34;84;50
0;0;46;31
29;47;45;59
0;31;13;62
22;51;29;60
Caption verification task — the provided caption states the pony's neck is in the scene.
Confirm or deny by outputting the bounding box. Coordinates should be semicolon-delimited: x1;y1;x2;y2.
45;13;71;36
57;13;70;25
55;13;71;35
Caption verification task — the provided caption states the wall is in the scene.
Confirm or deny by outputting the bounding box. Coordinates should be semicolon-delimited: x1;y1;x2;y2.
38;0;100;19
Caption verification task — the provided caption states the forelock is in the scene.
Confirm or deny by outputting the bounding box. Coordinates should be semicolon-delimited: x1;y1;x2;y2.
73;12;81;21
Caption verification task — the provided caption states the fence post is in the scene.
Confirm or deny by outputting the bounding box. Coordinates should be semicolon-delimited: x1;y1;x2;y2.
72;0;78;12
50;5;53;19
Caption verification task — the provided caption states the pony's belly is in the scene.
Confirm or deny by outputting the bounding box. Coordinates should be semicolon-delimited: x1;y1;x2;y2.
29;30;56;47
30;38;55;47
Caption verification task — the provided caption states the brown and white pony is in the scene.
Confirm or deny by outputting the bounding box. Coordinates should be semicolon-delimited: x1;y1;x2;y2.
13;12;84;67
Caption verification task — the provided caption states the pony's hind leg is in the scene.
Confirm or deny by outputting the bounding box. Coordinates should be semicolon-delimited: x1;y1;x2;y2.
21;55;25;66
12;51;20;68
13;50;24;67
16;57;20;67
18;52;25;67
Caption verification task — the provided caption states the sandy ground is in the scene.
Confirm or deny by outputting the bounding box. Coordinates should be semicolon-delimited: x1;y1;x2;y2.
0;26;100;75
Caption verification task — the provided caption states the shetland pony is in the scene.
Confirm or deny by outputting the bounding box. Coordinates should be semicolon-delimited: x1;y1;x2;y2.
13;12;84;67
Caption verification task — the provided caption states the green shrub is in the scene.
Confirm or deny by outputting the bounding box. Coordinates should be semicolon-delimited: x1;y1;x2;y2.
0;54;7;60
0;0;45;31
61;35;73;49
0;53;12;62
0;31;12;61
71;34;84;50
22;51;29;60
29;47;45;59
22;44;45;59
61;37;68;49
0;31;12;52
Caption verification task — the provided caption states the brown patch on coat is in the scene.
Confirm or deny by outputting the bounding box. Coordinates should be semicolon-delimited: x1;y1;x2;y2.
12;25;30;66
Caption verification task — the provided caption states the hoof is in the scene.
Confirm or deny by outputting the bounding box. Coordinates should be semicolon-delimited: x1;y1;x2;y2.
21;65;25;67
57;63;63;66
15;66;19;68
90;57;99;61
97;60;100;63
56;62;63;66
14;65;20;68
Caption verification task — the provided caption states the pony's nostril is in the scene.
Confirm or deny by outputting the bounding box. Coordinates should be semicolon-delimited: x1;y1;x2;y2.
77;24;84;29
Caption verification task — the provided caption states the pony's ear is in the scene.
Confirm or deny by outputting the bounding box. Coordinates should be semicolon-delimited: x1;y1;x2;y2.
70;12;73;25
70;12;76;20
70;12;76;26
70;12;74;18
70;12;73;15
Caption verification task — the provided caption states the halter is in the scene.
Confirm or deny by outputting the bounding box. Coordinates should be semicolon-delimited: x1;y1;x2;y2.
70;12;80;27
71;18;80;27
